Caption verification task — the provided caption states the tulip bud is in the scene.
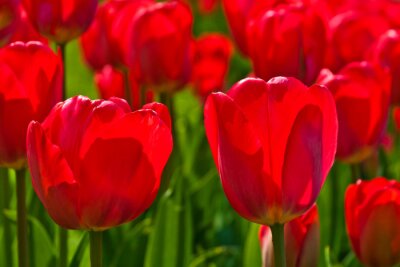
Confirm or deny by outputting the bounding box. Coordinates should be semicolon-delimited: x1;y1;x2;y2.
247;4;326;85
22;0;98;44
191;33;233;100
317;61;390;164
95;65;153;110
370;30;400;104
204;77;337;225
259;204;319;267
345;178;400;267
0;41;62;169
128;1;193;92
26;96;173;230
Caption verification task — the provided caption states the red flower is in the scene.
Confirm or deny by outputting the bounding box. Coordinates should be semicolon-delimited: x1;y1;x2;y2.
325;11;389;72
394;107;400;132
191;33;233;100
259;204;319;267
128;1;193;92
95;65;154;110
80;0;153;70
247;4;326;85
317;61;390;163
0;41;62;169
345;178;400;267
0;0;19;46
22;0;98;44
8;5;47;44
370;30;400;104
26;96;173;230
204;77;337;225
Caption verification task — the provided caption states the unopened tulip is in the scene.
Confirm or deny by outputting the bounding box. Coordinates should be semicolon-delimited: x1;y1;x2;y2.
204;77;337;225
95;65;153;110
80;0;153;70
259;204;319;267
247;4;326;85
345;178;400;267
22;0;98;44
222;0;300;55
370;30;400;104
27;96;173;230
326;11;389;72
191;33;233;100
8;5;47;44
128;1;193;92
0;41;62;169
317;61;390;163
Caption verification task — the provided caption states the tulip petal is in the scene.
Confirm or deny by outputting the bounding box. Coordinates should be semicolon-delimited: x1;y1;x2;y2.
282;104;323;217
205;92;276;224
79;110;172;229
26;121;80;229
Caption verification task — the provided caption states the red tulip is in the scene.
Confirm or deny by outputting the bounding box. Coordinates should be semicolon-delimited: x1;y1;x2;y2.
198;0;218;13
345;178;400;267
80;0;153;70
204;77;337;225
247;4;326;86
0;0;19;46
95;65;154;110
191;33;233;100
259;204;319;267
8;5;47;44
22;0;98;44
0;42;62;169
222;0;302;55
128;1;193;92
325;11;389;72
370;30;400;104
317;61;390;163
26;96;173;230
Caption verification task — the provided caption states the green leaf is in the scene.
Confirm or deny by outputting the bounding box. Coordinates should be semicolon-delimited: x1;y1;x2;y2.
243;223;261;267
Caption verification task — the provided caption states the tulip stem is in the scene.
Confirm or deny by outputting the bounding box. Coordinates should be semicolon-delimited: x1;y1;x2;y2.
271;223;286;267
123;70;133;108
59;228;68;267
16;168;29;267
329;165;338;250
89;231;103;267
59;43;67;100
1;168;12;267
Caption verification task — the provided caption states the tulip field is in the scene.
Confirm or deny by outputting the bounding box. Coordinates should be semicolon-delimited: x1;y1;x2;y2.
2;0;400;267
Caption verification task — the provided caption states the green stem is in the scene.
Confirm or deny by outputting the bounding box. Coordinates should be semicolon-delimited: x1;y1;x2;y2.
89;231;103;267
59;43;67;101
350;164;361;182
271;224;286;267
16;168;29;267
123;70;133;108
1;168;12;267
329;165;338;250
59;228;68;267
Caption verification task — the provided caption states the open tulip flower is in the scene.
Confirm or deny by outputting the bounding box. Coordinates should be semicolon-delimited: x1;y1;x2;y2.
204;77;337;226
0;41;62;169
27;96;173;230
317;61;390;164
345;178;400;267
259;204;319;267
22;0;98;44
